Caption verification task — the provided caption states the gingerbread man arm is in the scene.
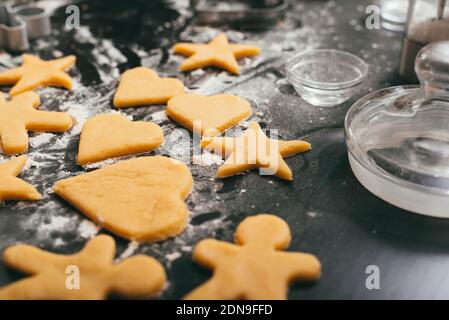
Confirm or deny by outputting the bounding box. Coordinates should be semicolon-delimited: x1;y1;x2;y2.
278;252;322;281
3;245;59;275
26;109;73;132
110;255;166;298
193;239;239;270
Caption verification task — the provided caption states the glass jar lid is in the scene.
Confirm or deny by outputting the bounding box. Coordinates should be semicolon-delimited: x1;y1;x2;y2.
345;41;449;217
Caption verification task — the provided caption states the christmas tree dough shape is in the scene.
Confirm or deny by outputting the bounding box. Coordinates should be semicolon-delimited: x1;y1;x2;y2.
0;235;166;300
185;214;321;300
0;91;73;155
77;113;164;165
201;122;311;180
0;54;76;96
113;67;184;108
0;155;41;202
54;156;193;242
173;33;260;74
166;93;252;136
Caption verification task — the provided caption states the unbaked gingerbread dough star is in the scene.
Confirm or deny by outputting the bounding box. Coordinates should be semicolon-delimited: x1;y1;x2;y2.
201;122;311;181
0;155;41;202
0;54;76;96
185;214;321;300
173;33;260;74
0;235;166;300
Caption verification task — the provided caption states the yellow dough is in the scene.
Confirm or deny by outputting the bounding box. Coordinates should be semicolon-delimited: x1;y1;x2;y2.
0;92;73;155
185;214;321;300
173;33;261;74
77;113;164;165
166;93;252;136
0;54;76;96
201;122;311;180
0;155;41;202
113;67;184;108
54;156;193;242
0;235;166;300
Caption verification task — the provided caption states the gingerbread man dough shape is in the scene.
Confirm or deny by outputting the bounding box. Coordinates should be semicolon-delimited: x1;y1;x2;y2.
0;91;73;155
0;54;76;96
0;155;41;202
113;67;184;108
185;214;321;300
77;113;164;165
54;156;193;242
173;33;260;74
201;122;311;180
0;235;166;300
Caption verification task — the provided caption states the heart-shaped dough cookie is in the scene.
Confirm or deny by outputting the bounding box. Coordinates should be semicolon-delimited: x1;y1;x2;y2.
166;93;252;136
54;156;193;242
77;113;164;165
113;67;184;108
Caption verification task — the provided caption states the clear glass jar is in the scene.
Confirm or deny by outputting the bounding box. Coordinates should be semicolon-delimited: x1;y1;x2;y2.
346;41;449;217
399;0;449;81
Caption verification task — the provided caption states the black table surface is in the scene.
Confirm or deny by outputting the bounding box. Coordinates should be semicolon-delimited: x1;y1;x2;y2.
1;0;449;300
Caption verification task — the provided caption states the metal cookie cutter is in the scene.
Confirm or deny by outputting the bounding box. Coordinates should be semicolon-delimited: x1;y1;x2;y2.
0;3;51;51
194;0;289;28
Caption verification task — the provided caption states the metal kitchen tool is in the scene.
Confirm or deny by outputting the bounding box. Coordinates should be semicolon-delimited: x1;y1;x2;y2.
346;41;449;218
399;0;449;82
0;3;51;51
193;0;289;27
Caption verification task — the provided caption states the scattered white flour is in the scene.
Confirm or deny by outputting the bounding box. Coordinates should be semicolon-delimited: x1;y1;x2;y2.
30;133;56;148
115;241;140;263
77;219;100;238
150;110;169;123
192;151;223;166
165;251;181;263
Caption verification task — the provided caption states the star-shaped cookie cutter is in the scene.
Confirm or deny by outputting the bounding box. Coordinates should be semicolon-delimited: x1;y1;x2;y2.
0;3;51;51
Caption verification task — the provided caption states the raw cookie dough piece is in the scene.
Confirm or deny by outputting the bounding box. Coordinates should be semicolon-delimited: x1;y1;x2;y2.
54;156;193;242
114;67;184;108
173;33;260;74
0;155;41;202
166;93;251;136
0;92;73;155
0;54;76;96
77;113;164;165
0;235;166;300
201;122;311;180
185;214;321;300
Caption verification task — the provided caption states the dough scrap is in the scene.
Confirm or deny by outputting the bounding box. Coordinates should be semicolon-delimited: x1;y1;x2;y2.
201;122;311;180
0;155;41;202
173;33;260;74
166;93;252;136
0;92;73;155
185;214;321;300
54;156;193;242
0;235;166;300
77;113;164;165
0;54;76;96
113;67;184;108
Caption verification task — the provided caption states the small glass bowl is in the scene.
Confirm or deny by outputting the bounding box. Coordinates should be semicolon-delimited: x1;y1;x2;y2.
286;49;369;107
